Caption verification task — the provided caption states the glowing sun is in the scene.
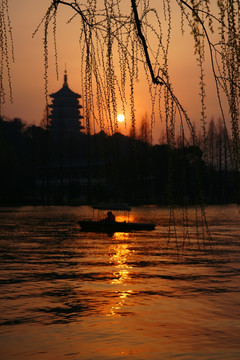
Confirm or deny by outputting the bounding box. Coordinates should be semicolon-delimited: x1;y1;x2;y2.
117;114;125;123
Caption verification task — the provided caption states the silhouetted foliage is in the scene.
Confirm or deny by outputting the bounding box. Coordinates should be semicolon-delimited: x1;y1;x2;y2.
0;116;236;205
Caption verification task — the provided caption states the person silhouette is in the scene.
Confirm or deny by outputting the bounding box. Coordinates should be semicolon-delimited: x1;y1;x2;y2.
105;211;115;223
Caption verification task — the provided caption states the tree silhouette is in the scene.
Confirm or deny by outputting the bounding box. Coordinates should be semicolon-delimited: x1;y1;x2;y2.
31;1;239;168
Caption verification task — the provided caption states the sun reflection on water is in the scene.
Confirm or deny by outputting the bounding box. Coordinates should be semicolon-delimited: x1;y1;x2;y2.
106;290;133;317
115;214;136;223
106;232;134;316
109;232;133;284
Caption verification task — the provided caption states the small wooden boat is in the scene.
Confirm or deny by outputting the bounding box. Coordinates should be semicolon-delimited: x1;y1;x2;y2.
78;220;155;233
78;203;156;233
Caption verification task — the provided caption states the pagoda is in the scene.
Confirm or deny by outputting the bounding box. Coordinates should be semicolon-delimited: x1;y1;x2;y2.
49;70;84;134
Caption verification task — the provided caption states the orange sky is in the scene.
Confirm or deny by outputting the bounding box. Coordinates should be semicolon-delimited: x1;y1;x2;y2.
2;0;225;143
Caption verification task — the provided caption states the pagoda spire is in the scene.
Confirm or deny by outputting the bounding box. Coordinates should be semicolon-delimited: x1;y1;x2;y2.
63;66;68;87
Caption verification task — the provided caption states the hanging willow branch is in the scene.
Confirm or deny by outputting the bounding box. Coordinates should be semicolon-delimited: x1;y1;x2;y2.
0;0;14;115
130;0;164;86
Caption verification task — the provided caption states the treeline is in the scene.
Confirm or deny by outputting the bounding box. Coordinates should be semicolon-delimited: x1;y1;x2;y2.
141;115;233;172
0;117;237;205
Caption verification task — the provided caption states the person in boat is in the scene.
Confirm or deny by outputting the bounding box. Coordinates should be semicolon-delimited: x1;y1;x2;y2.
105;211;115;223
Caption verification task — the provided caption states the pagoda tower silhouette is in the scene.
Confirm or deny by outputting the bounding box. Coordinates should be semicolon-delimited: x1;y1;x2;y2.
49;70;84;134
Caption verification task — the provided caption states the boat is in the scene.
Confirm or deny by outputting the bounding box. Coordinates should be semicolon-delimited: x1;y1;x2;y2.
78;203;156;233
78;220;156;233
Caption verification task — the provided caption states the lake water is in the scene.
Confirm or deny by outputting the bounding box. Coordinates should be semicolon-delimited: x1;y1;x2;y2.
0;205;240;360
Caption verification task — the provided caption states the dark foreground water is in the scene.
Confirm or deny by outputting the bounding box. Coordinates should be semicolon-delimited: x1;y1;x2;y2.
0;205;240;360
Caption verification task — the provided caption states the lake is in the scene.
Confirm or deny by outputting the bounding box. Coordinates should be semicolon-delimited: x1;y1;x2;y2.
0;205;240;360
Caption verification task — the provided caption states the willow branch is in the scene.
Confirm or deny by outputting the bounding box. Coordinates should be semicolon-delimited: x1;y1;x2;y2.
130;0;163;86
52;0;89;25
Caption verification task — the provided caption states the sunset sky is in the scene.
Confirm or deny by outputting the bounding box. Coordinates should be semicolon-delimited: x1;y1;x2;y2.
2;0;224;143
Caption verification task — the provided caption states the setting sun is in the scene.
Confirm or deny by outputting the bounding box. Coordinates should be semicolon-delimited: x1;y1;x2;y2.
117;114;125;122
